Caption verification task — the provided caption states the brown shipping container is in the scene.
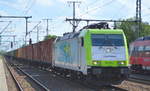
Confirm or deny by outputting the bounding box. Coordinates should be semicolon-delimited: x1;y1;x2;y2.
26;45;33;60
25;46;28;59
18;48;21;58
20;47;23;58
41;40;48;62
22;47;27;59
47;39;54;63
16;38;55;65
40;41;45;61
15;50;18;57
33;43;38;61
37;42;42;61
18;48;23;58
34;38;54;64
41;40;52;63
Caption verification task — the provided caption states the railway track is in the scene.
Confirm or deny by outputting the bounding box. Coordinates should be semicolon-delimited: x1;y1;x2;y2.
4;58;92;91
4;58;50;91
15;66;50;91
7;58;126;91
4;57;137;91
48;69;127;91
128;74;150;85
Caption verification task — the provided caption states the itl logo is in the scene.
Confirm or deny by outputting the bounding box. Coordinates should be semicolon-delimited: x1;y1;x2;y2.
63;43;71;56
59;42;71;56
106;48;113;53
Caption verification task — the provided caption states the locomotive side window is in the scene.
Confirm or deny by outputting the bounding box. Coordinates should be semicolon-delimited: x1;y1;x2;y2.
138;46;144;51
144;46;150;51
133;46;139;52
144;36;150;40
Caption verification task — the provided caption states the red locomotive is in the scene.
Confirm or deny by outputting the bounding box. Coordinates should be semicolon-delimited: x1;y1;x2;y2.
130;36;150;72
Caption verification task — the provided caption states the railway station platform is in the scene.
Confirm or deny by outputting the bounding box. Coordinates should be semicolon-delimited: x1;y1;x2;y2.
0;56;8;91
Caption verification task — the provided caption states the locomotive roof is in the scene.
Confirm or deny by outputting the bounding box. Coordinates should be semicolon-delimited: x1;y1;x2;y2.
57;32;80;41
58;22;124;41
58;29;124;41
135;36;150;41
130;36;150;46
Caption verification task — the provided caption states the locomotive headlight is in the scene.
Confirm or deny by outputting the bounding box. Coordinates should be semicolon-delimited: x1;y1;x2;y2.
93;61;98;65
120;62;124;65
118;61;125;65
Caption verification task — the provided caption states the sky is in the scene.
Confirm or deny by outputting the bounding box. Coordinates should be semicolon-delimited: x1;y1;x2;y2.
0;0;150;51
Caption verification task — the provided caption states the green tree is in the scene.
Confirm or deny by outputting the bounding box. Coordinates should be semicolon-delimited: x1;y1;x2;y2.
117;18;150;44
44;35;57;40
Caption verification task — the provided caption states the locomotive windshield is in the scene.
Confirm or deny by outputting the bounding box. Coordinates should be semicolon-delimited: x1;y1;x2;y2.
91;34;124;46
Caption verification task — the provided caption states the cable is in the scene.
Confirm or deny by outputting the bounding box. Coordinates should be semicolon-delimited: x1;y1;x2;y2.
0;21;12;34
141;4;150;18
27;21;41;35
24;0;32;9
24;0;36;14
86;0;100;7
79;0;114;17
142;13;150;17
80;0;101;16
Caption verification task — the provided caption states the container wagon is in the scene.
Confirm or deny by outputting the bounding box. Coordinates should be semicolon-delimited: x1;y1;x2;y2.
7;23;129;85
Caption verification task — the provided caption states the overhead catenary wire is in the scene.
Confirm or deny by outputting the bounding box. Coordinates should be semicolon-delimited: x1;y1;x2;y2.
140;6;150;18
87;0;99;6
82;0;100;9
0;21;12;34
27;21;41;35
79;0;115;18
24;0;32;9
24;0;36;14
79;0;101;18
0;37;11;47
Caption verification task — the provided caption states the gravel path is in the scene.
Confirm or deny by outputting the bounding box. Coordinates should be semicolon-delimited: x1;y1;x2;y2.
115;80;150;91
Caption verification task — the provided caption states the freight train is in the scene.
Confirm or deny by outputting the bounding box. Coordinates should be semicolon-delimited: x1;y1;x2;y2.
130;36;150;72
6;23;129;85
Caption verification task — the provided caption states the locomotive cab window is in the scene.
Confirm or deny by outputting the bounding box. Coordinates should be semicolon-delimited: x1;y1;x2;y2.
91;34;124;46
81;37;84;47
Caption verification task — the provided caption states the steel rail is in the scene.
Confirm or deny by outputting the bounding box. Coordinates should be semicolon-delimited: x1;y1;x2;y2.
15;66;50;91
45;69;127;91
128;75;150;85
